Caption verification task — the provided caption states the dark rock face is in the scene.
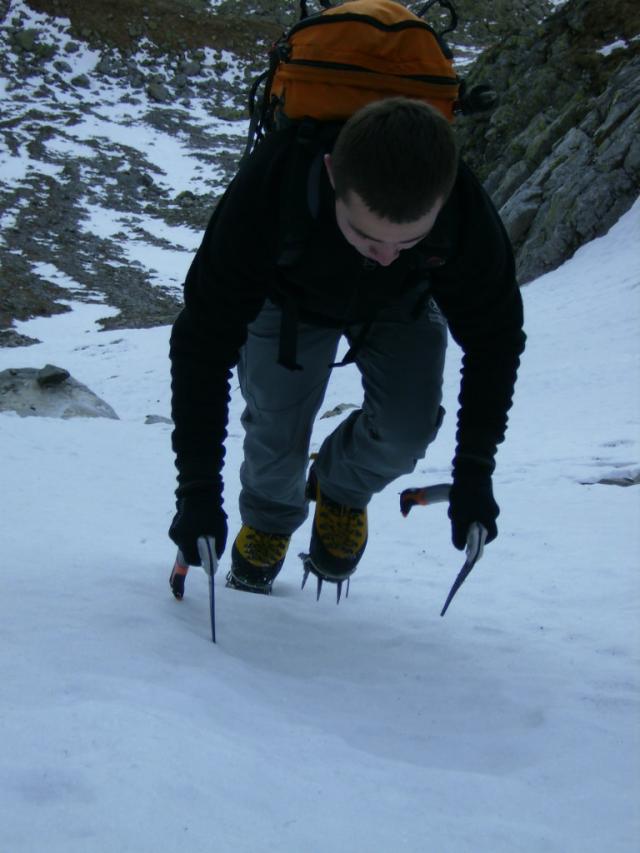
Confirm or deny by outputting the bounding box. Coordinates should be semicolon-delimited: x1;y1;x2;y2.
455;0;640;282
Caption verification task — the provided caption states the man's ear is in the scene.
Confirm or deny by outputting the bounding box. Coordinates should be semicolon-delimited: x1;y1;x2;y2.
324;153;335;189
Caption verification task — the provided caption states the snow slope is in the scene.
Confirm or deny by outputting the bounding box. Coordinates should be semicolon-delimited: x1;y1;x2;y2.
1;186;638;850
1;2;639;847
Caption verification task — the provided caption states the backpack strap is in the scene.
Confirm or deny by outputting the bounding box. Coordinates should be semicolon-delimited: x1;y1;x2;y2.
277;291;304;371
329;321;374;368
273;122;325;371
277;119;341;267
275;120;342;372
277;303;374;372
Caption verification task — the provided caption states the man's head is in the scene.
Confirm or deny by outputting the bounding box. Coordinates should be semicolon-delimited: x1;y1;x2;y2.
324;97;458;266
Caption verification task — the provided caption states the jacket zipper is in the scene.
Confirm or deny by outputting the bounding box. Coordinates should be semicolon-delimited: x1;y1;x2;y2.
287;58;458;86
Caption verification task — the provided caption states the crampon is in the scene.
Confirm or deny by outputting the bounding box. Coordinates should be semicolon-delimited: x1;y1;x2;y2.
225;568;274;596
299;552;353;603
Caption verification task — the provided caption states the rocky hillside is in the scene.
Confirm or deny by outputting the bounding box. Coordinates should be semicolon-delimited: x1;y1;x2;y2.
0;0;272;345
0;0;637;345
456;0;640;281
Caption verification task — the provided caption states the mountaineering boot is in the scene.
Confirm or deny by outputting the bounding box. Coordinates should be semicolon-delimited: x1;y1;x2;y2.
227;525;291;594
302;470;368;599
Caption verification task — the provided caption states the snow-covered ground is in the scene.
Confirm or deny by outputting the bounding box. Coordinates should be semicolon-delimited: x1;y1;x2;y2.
1;186;639;850
0;0;253;322
1;0;639;849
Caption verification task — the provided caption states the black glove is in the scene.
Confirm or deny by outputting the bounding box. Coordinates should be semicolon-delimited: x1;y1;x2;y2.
448;461;499;550
169;489;228;565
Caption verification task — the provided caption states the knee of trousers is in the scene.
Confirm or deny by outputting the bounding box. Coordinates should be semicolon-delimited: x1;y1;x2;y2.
366;404;445;458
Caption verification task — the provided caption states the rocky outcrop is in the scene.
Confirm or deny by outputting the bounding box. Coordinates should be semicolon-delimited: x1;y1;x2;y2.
0;365;119;418
456;0;640;282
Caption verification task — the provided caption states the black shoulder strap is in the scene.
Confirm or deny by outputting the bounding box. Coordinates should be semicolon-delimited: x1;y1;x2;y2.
275;121;344;372
277;292;304;371
276;120;333;268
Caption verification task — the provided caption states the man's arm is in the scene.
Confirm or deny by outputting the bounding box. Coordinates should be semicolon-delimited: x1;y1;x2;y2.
169;140;286;562
431;162;526;547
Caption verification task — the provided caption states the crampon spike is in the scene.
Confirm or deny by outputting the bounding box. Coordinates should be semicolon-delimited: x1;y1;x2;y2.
299;552;350;604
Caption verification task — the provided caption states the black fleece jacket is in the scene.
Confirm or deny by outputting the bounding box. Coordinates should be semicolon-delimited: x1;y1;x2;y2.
170;129;526;500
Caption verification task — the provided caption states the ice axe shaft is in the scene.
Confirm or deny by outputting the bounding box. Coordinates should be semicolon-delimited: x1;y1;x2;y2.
197;536;218;644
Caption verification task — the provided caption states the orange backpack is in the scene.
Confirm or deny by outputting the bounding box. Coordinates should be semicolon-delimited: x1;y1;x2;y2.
245;0;492;154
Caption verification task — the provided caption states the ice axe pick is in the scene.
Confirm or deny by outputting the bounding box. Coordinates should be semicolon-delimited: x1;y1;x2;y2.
399;483;487;616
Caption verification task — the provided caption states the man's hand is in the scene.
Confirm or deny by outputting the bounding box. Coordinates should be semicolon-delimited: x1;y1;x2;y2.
448;461;499;551
169;489;228;565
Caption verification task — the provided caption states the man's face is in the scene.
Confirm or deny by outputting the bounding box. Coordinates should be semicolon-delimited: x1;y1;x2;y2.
324;154;443;268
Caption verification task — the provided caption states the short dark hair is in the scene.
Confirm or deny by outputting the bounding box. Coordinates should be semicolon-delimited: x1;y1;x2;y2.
330;97;458;222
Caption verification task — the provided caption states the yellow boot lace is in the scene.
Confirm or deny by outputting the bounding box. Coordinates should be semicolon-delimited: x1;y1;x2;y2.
315;490;367;559
236;526;290;568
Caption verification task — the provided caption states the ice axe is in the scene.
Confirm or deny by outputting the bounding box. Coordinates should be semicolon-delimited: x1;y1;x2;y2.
399;483;487;616
197;536;218;643
170;535;218;643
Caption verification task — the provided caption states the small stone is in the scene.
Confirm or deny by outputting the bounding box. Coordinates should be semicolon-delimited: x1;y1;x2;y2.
179;60;202;77
71;74;91;89
175;190;197;207
14;29;38;52
146;81;171;102
54;60;73;73
96;56;116;75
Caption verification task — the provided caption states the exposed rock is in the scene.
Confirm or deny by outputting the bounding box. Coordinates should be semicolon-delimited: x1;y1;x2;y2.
179;59;201;77
581;468;640;487
36;363;70;386
53;58;73;73
13;27;38;51
70;73;90;88
597;474;640;487
455;0;640;282
146;80;171;102
0;367;119;419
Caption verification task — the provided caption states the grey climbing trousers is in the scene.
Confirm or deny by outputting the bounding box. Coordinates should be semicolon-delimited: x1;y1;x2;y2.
237;291;447;535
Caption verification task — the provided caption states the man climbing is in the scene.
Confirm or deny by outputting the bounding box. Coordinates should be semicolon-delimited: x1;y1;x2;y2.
168;96;525;599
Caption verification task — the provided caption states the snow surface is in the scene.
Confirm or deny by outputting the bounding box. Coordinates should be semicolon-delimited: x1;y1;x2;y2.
1;197;639;851
1;1;639;848
597;39;629;57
